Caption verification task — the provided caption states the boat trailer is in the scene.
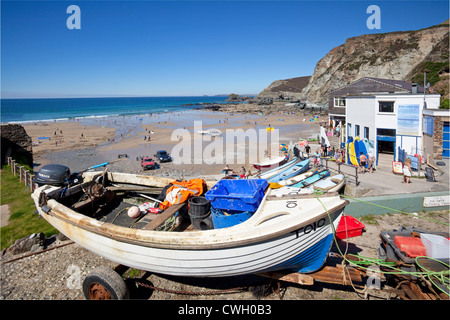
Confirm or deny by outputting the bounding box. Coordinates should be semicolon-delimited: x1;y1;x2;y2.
82;251;448;300
82;256;370;300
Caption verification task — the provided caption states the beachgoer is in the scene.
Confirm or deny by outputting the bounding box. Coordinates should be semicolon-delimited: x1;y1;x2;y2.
359;152;368;174
403;159;412;184
305;144;311;157
368;154;375;173
239;166;246;179
293;145;300;158
223;165;231;176
313;149;320;167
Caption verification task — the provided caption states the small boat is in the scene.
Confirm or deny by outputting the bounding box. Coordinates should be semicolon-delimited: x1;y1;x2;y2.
308;173;346;193
276;168;319;186
253;156;287;170
31;170;348;280
258;157;299;180
267;158;310;183
291;169;330;188
272;172;345;198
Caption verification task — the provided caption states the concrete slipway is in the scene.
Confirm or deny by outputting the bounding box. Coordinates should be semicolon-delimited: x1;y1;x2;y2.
329;153;450;217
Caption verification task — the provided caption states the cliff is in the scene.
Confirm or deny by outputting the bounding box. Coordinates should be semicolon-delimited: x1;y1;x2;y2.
299;23;449;105
254;76;311;104
255;22;449;108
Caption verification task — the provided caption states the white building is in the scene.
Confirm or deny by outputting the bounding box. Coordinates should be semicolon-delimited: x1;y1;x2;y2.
345;89;441;164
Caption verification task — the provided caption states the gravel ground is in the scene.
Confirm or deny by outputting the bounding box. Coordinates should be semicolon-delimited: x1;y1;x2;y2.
1;210;448;301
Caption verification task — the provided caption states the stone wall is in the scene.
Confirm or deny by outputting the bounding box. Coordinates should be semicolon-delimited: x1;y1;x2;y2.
1;124;33;167
433;117;444;159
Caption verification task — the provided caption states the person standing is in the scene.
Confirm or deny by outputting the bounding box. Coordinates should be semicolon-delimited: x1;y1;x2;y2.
305;144;311;157
403;159;412;184
359;152;368;174
313;149;320;167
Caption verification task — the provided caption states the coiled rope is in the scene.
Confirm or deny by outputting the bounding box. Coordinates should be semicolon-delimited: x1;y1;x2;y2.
313;189;450;297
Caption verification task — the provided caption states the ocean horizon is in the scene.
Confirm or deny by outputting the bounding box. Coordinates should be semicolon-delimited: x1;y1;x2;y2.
0;96;235;124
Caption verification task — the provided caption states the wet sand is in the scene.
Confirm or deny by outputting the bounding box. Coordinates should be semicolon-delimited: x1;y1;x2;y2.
23;108;323;179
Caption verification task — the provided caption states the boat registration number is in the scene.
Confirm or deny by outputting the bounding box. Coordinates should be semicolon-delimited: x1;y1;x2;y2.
291;218;326;238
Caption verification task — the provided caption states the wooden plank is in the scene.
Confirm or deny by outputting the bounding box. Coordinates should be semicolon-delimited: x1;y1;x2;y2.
106;185;163;194
401;283;419;300
312;265;364;285
258;264;365;287
142;203;186;230
257;271;314;286
409;282;432;300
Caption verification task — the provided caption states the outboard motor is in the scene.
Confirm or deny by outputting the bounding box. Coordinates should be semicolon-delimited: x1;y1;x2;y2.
34;164;81;187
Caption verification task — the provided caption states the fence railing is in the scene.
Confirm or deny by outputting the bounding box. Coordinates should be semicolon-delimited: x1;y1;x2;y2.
320;157;360;186
7;157;35;192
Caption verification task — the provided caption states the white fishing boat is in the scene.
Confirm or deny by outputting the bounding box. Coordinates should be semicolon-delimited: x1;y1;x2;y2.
32;170;348;298
276;169;315;186
258;157;299;180
308;173;346;193
272;173;346;197
253;156;287;170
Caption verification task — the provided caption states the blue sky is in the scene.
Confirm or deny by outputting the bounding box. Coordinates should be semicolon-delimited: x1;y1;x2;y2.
1;0;449;98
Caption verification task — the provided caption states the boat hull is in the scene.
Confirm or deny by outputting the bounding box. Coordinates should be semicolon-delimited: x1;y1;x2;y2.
267;159;310;183
258;157;299;180
253;156;287;170
32;171;347;278
36;202;343;277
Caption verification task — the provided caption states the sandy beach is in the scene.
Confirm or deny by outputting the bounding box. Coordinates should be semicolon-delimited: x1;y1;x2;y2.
23;105;324;178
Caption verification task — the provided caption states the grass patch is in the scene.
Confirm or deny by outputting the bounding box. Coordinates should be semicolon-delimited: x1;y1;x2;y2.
1;166;58;249
359;214;379;226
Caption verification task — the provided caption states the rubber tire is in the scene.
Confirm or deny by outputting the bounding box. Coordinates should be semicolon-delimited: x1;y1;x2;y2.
82;266;129;300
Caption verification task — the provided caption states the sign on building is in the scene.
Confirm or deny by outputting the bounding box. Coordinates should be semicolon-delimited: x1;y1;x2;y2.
398;104;420;136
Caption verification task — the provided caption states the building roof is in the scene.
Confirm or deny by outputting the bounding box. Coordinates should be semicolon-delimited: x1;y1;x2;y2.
364;77;425;93
329;77;425;96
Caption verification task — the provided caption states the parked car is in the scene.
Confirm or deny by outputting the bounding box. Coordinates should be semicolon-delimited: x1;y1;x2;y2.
154;150;172;162
141;157;156;170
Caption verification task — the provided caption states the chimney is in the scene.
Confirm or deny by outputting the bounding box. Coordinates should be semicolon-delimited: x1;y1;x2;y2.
411;83;418;94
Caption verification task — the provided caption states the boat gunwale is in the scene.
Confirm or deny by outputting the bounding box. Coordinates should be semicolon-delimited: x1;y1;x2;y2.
32;172;349;250
38;200;347;250
33;185;348;251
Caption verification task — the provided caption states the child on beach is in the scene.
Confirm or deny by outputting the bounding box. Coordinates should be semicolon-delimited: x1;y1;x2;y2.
402;158;412;184
313;149;320;167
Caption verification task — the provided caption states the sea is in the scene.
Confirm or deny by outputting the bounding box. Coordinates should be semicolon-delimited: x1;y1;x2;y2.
0;96;232;124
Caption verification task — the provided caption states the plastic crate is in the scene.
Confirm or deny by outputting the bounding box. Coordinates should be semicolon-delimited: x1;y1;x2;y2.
335;215;365;240
378;226;450;277
211;207;253;229
205;179;268;212
421;233;450;259
394;236;426;258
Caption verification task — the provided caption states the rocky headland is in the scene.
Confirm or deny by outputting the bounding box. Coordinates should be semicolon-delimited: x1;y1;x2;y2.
249;21;449;110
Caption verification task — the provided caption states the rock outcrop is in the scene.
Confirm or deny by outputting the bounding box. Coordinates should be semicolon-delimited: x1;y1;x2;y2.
254;76;311;104
1;124;33;167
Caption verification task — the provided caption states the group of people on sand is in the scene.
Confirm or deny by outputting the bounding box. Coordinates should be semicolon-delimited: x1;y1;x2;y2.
223;165;252;179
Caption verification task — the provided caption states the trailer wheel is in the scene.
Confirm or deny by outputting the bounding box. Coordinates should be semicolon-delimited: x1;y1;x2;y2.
83;266;129;300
